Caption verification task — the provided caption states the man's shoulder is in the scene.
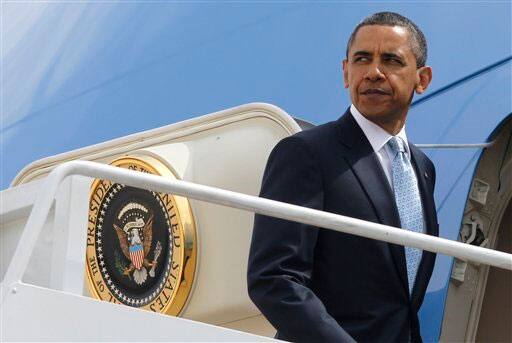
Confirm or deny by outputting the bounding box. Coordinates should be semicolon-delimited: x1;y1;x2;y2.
266;120;341;168
286;119;340;148
409;142;437;185
409;142;435;168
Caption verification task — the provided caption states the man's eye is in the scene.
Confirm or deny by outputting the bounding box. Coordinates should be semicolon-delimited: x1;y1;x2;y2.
387;58;404;65
354;56;369;62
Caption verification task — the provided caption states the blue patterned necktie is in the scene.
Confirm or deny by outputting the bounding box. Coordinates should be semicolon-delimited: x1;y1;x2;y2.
387;137;424;295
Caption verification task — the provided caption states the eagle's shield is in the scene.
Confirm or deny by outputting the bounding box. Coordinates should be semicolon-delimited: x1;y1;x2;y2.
129;244;144;270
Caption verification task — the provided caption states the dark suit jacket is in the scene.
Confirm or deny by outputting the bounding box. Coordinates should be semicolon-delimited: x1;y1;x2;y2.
247;109;438;343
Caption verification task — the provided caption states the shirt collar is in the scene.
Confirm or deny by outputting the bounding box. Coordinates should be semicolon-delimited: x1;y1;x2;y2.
350;104;409;154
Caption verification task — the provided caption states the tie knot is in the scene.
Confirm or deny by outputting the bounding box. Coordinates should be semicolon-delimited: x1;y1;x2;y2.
387;136;406;155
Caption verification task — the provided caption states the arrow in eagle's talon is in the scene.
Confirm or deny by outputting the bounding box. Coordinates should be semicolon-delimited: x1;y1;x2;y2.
149;241;162;277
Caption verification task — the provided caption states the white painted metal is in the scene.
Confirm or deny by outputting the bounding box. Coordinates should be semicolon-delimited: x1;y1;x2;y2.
11;103;301;186
49;175;91;294
133;138;278;323
0;180;41;281
2;283;273;341
3;160;511;306
0;178;58;288
5;107;299;333
416;142;494;148
0;176;91;292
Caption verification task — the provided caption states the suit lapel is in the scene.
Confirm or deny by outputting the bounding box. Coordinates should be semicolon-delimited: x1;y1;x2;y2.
409;143;439;306
336;111;409;294
409;144;437;235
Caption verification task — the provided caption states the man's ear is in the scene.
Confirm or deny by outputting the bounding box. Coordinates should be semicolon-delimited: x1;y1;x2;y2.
342;59;349;89
415;66;432;94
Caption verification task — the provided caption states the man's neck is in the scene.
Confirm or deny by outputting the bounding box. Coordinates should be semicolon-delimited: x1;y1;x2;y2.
377;118;406;136
350;105;407;135
350;104;409;156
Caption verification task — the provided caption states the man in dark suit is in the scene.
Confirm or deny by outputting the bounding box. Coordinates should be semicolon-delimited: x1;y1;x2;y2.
248;12;437;342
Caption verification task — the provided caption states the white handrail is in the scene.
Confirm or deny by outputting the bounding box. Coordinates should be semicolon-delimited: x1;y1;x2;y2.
2;161;511;300
416;142;493;149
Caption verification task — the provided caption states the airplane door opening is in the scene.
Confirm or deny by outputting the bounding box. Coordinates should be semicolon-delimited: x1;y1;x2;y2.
441;115;512;342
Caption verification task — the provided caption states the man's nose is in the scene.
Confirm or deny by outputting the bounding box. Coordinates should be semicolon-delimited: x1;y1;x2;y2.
364;62;385;81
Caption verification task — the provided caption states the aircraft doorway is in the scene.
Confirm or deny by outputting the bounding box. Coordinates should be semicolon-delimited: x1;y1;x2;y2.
441;116;512;342
475;199;512;342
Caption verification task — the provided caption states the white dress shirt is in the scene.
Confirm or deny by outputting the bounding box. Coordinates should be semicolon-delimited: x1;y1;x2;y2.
350;104;411;190
350;104;426;246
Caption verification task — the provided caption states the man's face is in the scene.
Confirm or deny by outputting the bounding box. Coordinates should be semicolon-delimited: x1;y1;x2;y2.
343;25;431;128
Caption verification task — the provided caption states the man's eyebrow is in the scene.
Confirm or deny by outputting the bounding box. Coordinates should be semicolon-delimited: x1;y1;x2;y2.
382;52;404;60
352;50;371;57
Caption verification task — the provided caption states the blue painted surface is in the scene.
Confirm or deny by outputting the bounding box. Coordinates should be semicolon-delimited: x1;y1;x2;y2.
1;2;511;341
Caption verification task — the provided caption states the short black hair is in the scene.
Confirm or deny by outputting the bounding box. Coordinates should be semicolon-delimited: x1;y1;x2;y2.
346;12;428;68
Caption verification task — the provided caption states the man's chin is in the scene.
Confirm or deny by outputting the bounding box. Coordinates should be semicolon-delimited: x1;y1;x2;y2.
358;108;392;122
358;108;403;128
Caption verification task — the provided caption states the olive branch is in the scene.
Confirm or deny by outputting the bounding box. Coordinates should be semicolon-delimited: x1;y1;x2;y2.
114;250;127;276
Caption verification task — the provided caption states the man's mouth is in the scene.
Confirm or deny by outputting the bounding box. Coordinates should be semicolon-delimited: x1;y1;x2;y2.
361;88;390;95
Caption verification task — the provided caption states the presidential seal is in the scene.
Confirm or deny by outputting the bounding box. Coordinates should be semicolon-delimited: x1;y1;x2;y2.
85;156;197;315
